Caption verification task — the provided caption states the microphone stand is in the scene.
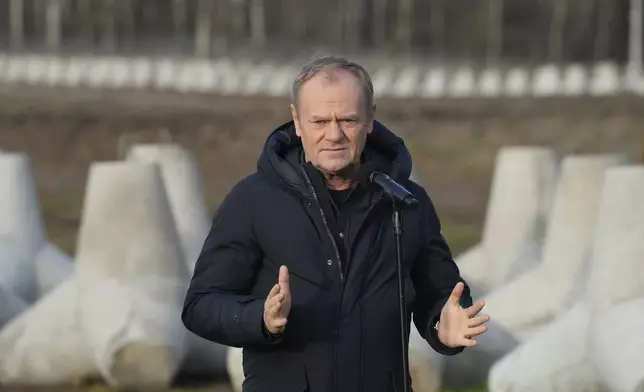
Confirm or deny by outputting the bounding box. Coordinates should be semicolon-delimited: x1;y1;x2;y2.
368;171;417;392
393;201;411;392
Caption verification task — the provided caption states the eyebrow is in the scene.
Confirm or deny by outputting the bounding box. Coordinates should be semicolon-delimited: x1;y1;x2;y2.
309;114;359;121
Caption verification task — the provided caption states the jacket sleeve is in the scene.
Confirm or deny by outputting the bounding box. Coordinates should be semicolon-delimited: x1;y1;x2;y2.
181;179;280;348
411;190;473;356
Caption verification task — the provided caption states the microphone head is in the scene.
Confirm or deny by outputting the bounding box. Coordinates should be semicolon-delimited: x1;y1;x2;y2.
353;161;389;189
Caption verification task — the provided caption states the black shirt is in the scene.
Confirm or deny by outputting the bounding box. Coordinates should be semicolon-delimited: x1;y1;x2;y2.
326;187;354;270
327;187;353;212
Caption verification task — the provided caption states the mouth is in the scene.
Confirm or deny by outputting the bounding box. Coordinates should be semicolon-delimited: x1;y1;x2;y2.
322;147;346;152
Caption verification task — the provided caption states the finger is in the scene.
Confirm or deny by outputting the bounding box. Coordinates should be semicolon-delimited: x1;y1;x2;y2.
272;317;288;329
267;284;280;299
467;314;490;328
267;301;282;319
265;291;285;309
464;300;485;317
459;338;477;347
447;282;464;306
279;265;290;295
465;325;488;338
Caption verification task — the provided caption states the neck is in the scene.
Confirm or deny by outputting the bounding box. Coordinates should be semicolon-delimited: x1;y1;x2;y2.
319;162;359;191
324;173;354;190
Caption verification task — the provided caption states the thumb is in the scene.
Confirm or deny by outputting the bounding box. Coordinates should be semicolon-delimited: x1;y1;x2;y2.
447;281;464;306
278;265;290;294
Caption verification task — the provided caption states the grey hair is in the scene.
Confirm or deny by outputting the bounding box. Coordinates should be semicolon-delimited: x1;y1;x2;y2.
291;55;375;113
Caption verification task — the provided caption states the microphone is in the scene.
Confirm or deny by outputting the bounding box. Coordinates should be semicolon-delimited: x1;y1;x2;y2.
353;161;418;207
369;171;418;207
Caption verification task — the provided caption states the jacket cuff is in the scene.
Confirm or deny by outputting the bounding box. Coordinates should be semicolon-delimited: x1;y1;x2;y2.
262;322;285;343
425;299;465;356
239;298;284;345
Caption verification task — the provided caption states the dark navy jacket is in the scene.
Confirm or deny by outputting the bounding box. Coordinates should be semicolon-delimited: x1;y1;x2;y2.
182;120;472;392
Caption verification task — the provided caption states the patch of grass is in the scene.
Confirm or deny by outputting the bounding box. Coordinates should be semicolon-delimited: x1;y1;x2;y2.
441;220;481;257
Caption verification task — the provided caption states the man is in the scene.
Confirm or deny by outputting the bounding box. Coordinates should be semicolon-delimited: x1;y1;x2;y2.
182;56;490;392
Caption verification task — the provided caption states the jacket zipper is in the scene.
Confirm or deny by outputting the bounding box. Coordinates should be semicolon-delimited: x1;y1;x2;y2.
300;167;345;281
300;167;344;392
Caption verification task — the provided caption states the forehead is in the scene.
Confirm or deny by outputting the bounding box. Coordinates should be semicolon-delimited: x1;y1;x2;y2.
298;69;364;111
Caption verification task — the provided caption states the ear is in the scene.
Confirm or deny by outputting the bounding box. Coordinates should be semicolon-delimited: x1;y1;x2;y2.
290;104;302;137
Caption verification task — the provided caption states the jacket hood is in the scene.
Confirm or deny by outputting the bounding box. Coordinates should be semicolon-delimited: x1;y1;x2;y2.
257;120;413;198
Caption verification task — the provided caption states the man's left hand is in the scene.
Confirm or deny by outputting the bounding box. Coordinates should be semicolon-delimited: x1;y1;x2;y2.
437;282;490;348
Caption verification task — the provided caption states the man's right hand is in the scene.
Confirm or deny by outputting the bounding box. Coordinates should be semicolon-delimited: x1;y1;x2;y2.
263;265;291;335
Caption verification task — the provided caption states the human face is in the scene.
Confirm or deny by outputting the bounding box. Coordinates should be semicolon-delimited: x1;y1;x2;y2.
291;69;374;176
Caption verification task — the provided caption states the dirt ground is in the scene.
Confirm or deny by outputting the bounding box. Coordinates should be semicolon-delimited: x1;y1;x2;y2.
0;84;643;257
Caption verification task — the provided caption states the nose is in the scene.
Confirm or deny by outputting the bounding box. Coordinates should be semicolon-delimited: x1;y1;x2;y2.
326;119;345;142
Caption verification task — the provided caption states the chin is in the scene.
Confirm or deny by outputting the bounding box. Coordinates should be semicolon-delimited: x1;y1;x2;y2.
315;152;355;173
317;161;349;174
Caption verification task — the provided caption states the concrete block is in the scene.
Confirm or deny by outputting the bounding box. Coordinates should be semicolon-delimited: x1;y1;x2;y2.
483;155;627;340
126;144;227;377
488;303;605;392
33;242;73;299
0;279;98;386
587;166;644;392
74;162;189;388
457;147;559;293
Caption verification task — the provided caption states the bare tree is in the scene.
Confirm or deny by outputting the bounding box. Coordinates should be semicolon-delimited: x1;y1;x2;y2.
249;0;266;48
76;0;94;45
45;0;64;51
628;0;643;76
92;0;117;52
371;0;388;49
195;0;212;56
9;0;24;50
331;0;346;47
285;0;307;47
572;0;596;59
548;0;569;62
172;0;188;36
342;0;363;50
396;0;413;49
429;0;446;56
212;0;233;54
230;0;246;44
486;0;504;64
117;0;136;49
595;0;615;60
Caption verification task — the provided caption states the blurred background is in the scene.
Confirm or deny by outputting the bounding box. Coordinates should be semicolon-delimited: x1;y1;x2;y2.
0;1;643;392
0;0;637;63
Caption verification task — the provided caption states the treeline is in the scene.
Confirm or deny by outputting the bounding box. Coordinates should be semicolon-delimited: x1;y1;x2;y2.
0;0;632;64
